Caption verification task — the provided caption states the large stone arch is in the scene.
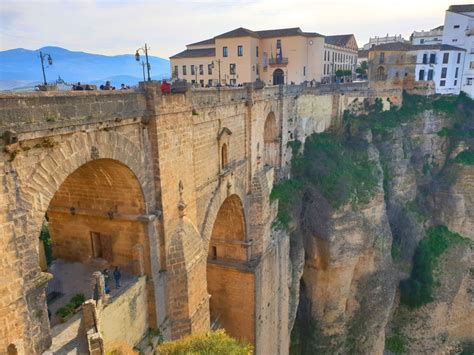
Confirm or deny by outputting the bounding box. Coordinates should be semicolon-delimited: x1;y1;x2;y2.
13;130;158;353
205;192;255;344
200;176;248;249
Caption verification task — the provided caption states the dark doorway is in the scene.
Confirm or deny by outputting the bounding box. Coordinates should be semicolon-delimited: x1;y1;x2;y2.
273;69;284;85
91;232;113;261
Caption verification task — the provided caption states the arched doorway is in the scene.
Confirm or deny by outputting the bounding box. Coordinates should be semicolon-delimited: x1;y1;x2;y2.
206;194;255;344
263;112;279;167
273;69;284;85
376;66;385;80
40;159;150;347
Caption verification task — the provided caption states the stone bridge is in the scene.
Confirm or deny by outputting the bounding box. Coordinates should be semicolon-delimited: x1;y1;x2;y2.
0;83;401;354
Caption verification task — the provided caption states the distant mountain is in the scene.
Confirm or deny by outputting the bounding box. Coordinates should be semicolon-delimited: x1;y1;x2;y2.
0;46;170;90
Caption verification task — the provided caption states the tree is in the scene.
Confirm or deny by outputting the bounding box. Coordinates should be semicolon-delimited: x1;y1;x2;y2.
356;60;368;76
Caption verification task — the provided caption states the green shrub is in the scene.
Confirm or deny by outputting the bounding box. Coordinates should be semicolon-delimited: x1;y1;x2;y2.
39;222;53;266
156;330;252;355
270;179;303;230
385;333;406;354
272;132;379;230
454;150;474;166
296;132;379;208
70;293;86;307
400;226;468;308
55;306;71;318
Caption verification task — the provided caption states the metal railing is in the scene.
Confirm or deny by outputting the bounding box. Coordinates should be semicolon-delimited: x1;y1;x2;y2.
269;57;289;65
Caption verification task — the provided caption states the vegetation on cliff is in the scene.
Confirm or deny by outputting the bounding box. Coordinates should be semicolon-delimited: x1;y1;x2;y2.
271;132;379;231
155;330;252;355
400;225;469;309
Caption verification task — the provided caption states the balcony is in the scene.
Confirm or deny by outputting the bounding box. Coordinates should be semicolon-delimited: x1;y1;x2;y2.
269;57;289;66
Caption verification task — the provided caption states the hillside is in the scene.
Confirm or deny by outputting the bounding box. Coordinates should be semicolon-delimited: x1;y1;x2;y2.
0;46;170;90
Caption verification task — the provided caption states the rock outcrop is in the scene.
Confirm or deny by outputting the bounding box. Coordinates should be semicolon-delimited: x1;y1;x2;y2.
290;99;473;354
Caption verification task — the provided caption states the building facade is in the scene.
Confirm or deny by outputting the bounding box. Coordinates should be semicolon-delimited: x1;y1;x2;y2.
362;34;409;50
414;44;466;95
411;26;444;45
322;34;358;83
441;4;474;98
170;27;358;86
368;42;466;95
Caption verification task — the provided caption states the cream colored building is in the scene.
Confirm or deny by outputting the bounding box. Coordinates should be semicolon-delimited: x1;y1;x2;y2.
322;34;359;83
171;27;357;86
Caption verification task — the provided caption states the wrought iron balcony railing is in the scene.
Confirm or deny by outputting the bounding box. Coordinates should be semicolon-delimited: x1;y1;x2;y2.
269;57;289;65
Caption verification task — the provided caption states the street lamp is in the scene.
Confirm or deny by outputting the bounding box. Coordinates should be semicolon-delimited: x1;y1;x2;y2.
211;60;221;86
135;44;151;81
39;51;53;86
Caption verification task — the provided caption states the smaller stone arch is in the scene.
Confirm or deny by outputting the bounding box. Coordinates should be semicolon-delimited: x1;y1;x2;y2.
221;143;228;170
217;127;232;173
263;112;279;168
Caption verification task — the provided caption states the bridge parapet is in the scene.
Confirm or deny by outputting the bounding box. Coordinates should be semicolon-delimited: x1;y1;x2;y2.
0;90;147;134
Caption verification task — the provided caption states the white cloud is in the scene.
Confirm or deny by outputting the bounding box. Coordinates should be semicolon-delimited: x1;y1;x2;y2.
0;0;471;58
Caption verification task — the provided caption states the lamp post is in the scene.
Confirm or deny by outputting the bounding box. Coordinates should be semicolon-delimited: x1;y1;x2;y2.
135;44;151;81
39;51;53;85
140;61;146;82
211;59;221;86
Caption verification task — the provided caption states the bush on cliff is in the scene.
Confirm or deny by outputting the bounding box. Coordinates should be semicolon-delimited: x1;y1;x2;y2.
271;132;379;231
400;225;468;308
155;330;252;355
454;150;474;166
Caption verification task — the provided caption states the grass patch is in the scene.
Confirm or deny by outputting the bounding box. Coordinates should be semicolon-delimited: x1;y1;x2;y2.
385;333;406;354
454;150;474;166
400;225;468;309
345;91;474;136
156;330;252;355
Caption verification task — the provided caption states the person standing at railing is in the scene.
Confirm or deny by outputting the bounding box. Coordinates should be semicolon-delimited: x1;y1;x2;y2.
113;266;121;289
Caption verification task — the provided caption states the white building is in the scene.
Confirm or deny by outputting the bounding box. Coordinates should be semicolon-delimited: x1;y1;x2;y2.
411;26;444;45
323;34;359;83
441;4;474;98
362;34;409;50
414;44;466;95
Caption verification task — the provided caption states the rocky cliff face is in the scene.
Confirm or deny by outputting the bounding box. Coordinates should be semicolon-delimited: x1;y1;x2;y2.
288;95;473;354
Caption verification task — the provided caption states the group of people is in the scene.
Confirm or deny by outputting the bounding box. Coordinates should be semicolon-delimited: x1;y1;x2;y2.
102;266;121;294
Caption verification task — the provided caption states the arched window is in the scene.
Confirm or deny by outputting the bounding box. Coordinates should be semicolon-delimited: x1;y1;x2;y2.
221;143;228;170
376;66;385;81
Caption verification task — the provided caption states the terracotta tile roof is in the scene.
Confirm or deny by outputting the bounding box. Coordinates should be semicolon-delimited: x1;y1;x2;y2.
369;42;415;51
324;34;354;47
214;27;260;39
170;48;216;59
358;49;369;58
370;42;466;52
187;38;215;47
256;27;323;38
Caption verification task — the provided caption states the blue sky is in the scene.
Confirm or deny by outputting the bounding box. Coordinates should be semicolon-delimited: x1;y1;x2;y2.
1;0;472;58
